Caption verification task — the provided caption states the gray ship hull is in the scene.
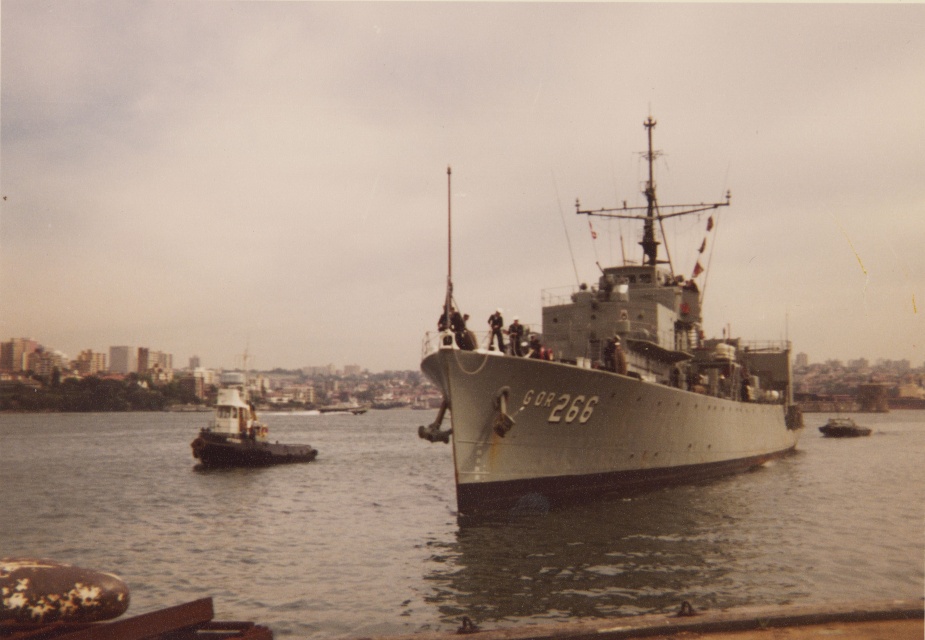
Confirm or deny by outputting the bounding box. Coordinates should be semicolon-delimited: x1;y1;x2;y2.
422;348;800;515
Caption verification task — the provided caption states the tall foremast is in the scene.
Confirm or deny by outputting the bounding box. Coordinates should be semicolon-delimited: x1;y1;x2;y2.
641;116;661;268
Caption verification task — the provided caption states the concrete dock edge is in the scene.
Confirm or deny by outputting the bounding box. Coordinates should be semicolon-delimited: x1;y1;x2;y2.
357;599;924;640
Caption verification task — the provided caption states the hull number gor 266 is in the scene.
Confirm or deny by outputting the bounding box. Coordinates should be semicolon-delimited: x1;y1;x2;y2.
521;390;600;424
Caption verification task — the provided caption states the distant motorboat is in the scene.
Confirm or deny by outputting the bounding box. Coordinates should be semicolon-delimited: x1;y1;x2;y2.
819;417;872;438
263;409;321;416
372;398;411;410
318;401;369;415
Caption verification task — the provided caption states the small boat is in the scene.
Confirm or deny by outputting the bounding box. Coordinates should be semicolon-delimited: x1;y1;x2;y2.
372;397;411;410
191;372;317;468
819;417;872;438
318;401;369;415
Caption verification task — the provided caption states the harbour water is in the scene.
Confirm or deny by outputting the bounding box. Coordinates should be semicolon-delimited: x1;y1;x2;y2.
1;410;922;638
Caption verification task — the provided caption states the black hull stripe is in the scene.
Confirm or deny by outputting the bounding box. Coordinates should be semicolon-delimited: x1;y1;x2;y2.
456;447;796;515
193;435;317;468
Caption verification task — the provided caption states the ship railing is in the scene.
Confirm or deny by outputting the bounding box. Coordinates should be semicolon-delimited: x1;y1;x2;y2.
737;339;792;353
421;330;507;358
421;326;542;359
542;285;589;307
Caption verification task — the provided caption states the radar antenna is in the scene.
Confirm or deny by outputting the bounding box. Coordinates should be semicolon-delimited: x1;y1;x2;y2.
576;117;731;277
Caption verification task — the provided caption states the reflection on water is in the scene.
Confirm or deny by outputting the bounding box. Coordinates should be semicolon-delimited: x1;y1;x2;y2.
424;482;761;624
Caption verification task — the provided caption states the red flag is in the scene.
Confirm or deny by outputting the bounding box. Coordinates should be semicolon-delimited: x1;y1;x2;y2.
698;239;706;253
692;261;704;277
706;216;714;231
588;220;597;240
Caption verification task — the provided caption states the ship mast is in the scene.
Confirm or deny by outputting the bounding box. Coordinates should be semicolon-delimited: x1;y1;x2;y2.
576;117;731;277
640;116;661;267
444;166;453;326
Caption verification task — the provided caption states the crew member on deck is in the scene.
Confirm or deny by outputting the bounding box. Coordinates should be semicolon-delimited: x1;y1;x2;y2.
508;318;524;356
452;311;475;350
614;336;627;374
438;307;454;345
488;309;505;352
603;336;617;372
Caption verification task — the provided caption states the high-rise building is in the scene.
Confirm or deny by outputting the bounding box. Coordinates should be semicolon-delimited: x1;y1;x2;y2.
75;350;107;375
139;348;173;374
109;346;138;374
1;338;40;372
178;370;206;400
794;352;809;368
189;355;201;370
138;347;151;373
27;349;68;377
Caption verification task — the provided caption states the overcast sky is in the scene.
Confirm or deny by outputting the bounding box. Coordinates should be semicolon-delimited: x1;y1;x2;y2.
2;1;923;372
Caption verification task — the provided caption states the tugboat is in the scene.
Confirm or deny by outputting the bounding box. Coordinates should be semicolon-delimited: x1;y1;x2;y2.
191;372;317;468
819;417;872;438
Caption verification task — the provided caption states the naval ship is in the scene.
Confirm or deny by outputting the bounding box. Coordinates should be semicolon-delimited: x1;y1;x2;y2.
420;117;803;516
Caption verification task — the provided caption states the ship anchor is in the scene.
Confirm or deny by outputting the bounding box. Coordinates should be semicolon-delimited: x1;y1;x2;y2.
418;399;452;443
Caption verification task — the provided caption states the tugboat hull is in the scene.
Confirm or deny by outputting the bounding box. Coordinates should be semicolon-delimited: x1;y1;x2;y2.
191;431;317;468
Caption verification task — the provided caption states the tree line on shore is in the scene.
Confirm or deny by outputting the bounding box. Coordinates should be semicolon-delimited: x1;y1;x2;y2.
0;373;201;412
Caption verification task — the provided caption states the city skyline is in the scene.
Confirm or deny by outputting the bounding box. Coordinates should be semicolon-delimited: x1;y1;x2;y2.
2;3;923;372
4;331;924;378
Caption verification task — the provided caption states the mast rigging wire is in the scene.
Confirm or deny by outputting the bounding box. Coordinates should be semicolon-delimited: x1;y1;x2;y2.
699;211;721;307
552;171;581;287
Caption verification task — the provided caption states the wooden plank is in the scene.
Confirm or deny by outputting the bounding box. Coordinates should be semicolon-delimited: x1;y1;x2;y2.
51;599;214;640
199;621;274;639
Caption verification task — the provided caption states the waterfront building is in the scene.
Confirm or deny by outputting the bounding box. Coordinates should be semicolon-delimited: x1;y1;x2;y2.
109;346;138;374
75;350;107;375
26;349;68;377
178;372;206;400
1;338;40;372
138;348;173;375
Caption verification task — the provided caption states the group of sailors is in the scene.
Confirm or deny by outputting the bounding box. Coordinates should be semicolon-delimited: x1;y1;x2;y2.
438;307;552;359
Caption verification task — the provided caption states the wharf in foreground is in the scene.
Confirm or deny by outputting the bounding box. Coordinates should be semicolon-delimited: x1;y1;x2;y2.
369;600;923;640
0;598;270;640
